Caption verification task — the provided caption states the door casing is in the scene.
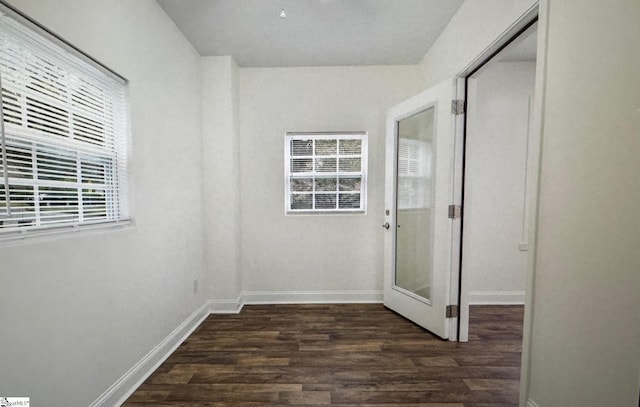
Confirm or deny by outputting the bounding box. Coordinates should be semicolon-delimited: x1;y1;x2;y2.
450;2;548;406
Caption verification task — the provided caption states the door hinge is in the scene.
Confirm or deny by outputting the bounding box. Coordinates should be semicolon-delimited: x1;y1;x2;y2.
446;305;459;318
448;204;461;219
451;99;465;115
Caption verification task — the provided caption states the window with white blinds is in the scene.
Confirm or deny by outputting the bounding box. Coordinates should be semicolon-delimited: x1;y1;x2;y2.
0;6;130;238
397;138;431;210
284;133;367;214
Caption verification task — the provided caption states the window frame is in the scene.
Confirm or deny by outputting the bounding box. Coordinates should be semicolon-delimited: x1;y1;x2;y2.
284;132;368;215
0;2;132;243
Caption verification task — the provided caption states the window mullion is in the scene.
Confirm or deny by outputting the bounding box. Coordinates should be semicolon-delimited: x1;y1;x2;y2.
0;72;12;217
65;71;75;143
311;174;316;211
76;152;83;223
31;144;40;226
311;140;316;211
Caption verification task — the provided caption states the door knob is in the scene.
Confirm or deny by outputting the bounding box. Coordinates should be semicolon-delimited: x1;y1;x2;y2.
382;222;390;230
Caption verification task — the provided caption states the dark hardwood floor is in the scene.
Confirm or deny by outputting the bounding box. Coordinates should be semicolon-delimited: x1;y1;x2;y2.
123;304;524;406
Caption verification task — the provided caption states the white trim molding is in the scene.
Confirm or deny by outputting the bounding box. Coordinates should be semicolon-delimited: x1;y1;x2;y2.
90;291;382;406
207;295;244;314
204;290;383;313
242;290;383;304
89;303;210;407
468;290;526;305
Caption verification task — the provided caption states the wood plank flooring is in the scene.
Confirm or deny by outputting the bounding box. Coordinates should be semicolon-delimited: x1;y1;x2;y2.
123;304;524;406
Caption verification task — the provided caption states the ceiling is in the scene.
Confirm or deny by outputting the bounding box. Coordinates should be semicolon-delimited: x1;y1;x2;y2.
156;0;465;67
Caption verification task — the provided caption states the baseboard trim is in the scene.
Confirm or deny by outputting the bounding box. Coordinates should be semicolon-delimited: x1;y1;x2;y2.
207;294;244;314
206;291;383;312
527;399;540;407
468;290;525;305
242;290;383;305
92;291;383;406
89;303;210;407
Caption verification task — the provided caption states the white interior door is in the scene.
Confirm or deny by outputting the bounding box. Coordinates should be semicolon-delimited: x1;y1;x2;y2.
383;78;462;339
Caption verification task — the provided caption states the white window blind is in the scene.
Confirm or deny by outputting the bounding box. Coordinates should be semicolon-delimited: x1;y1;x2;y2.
397;138;431;210
0;6;130;237
284;132;367;213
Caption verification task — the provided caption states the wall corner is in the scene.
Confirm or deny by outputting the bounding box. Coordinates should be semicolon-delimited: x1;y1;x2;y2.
199;55;243;301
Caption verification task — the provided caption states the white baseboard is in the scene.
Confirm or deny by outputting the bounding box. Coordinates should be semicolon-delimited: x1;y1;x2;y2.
468;290;525;305
242;290;383;304
207;294;243;314
91;290;382;406
527;399;540;407
89;303;210;407
206;290;383;312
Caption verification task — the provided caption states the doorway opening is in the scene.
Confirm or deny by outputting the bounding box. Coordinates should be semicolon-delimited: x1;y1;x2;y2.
458;21;539;342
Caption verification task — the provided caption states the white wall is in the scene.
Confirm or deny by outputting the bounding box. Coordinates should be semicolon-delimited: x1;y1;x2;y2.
422;0;640;405
419;0;538;87
3;1;638;406
0;1;206;406
463;61;536;304
528;0;640;405
201;56;242;304
238;66;425;300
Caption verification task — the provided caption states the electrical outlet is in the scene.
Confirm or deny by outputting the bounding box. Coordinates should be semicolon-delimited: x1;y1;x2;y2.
193;279;198;294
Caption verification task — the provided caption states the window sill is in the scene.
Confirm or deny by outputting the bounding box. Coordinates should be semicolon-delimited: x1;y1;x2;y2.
0;219;135;248
285;210;367;216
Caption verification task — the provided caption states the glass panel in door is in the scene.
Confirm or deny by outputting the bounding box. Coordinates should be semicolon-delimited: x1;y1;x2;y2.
395;107;434;302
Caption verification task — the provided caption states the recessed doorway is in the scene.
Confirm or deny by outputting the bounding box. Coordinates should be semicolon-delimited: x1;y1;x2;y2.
459;22;539;342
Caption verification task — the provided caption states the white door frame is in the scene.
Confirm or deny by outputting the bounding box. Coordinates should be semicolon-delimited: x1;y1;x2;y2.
456;6;540;343
451;1;549;405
